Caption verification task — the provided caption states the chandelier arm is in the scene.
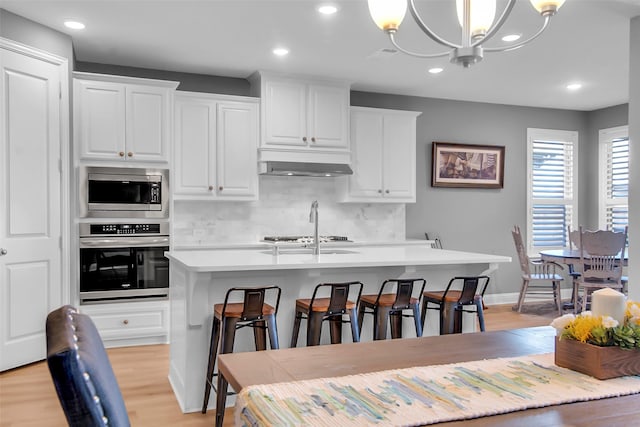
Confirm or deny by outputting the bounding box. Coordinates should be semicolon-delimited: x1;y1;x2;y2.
471;0;517;48
387;32;451;59
483;16;551;52
408;0;460;49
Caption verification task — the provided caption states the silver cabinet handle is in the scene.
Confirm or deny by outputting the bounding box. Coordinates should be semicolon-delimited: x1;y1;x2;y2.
0;248;7;256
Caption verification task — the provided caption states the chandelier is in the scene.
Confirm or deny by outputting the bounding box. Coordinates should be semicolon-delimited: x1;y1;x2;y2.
367;0;566;68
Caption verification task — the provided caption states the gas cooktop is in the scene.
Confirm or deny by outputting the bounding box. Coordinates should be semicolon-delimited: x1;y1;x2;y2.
263;236;350;243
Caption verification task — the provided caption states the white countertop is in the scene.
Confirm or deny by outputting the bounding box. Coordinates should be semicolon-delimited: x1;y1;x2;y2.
165;244;511;273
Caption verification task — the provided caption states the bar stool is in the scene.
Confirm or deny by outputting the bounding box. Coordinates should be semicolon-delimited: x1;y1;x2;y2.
421;276;489;335
357;278;426;340
290;281;363;347
202;285;281;425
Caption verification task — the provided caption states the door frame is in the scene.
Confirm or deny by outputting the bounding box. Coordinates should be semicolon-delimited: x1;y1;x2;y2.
1;37;71;306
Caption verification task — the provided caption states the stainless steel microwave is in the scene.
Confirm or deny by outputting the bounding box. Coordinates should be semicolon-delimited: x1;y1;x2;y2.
79;166;169;218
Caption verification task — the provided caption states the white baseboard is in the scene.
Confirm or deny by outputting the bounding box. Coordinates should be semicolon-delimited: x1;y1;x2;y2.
484;289;573;306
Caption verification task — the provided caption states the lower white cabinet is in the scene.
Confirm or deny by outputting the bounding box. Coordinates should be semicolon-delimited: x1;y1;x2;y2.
173;91;259;200
80;300;169;348
339;107;421;203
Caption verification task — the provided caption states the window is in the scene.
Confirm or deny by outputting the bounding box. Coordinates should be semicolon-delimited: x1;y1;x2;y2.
599;126;629;232
527;128;579;253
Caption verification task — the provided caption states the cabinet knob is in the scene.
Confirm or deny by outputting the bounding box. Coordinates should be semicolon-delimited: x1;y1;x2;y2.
122;319;129;325
127;152;133;157
219;186;223;191
385;190;390;194
0;248;7;256
378;189;382;194
208;185;214;191
302;137;307;142
311;137;316;143
118;151;125;157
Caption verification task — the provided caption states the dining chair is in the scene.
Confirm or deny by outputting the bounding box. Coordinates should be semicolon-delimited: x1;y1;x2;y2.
511;225;564;315
46;305;131;427
575;226;627;311
420;275;490;334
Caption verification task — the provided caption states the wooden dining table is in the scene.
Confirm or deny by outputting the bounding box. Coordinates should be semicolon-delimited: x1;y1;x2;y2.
216;327;640;426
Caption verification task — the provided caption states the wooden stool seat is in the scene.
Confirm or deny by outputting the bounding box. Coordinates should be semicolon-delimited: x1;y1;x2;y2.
360;293;420;307
295;298;357;312
214;302;276;318
358;279;426;340
291;281;363;347
423;290;462;303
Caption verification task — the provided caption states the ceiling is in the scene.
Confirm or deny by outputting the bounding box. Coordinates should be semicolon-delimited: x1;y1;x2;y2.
3;0;640;111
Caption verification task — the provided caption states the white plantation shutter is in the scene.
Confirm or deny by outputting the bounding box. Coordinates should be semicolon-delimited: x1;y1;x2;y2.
527;129;578;252
599;126;629;233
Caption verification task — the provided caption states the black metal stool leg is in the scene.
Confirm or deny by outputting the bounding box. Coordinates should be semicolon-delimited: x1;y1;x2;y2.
253;319;267;351
215;372;229;427
202;316;221;414
377;307;391;340
290;310;302;348
475;298;486;332
349;307;361;342
412;304;423;337
266;314;279;350
307;312;323;346
329;315;343;344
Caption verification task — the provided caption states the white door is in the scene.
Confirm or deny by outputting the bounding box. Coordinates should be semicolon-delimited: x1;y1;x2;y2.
263;79;307;147
1;42;66;371
307;83;349;149
383;113;417;200
126;84;169;162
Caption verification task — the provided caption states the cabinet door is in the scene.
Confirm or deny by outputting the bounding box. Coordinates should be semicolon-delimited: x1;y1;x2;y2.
216;102;258;198
174;98;216;196
382;114;416;201
307;84;349;149
126;85;169;162
263;79;306;146
347;110;384;198
76;79;126;161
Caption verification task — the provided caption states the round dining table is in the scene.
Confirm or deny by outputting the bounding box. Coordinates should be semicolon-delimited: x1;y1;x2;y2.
539;249;628;313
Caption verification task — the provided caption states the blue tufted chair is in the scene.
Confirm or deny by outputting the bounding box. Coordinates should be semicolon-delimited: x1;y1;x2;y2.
46;305;130;427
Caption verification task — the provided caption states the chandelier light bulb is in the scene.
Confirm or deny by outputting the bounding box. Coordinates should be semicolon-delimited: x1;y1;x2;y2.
456;0;497;39
367;0;407;31
529;0;566;16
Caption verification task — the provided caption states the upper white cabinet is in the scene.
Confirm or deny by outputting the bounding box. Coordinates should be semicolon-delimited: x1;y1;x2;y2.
73;72;178;163
339;107;421;203
249;72;350;163
173;91;259;200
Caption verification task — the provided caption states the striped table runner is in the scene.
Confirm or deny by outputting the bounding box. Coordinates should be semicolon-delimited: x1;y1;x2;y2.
234;353;640;426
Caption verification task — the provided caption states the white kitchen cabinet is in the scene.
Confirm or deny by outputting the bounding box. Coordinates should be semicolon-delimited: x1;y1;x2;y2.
173;91;259;200
249;72;350;163
79;300;169;348
339;107;421;203
74;72;178;163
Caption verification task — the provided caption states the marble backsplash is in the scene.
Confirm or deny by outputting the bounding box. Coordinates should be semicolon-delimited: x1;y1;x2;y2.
172;176;406;247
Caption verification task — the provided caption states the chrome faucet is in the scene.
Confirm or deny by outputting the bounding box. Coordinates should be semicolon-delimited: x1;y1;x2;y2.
309;200;319;255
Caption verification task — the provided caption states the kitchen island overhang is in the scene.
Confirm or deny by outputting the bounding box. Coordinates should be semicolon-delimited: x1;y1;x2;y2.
165;244;511;413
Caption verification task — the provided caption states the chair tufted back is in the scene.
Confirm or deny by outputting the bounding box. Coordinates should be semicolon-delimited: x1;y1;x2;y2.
46;305;130;427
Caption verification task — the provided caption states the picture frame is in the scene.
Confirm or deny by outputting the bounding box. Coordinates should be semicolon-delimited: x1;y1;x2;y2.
431;142;505;189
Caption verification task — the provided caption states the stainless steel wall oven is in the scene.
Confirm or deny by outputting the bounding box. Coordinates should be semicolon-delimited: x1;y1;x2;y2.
79;222;169;304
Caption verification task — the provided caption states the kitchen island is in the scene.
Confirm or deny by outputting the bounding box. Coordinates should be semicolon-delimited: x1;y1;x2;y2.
165;243;511;413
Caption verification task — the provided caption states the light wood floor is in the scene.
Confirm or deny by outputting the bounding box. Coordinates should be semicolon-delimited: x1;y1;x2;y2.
0;304;553;427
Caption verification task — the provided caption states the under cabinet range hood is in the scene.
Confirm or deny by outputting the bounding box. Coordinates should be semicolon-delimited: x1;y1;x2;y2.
259;161;353;177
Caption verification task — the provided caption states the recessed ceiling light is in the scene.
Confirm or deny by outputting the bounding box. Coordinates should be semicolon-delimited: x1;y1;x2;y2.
273;47;289;57
318;5;338;15
64;21;85;30
428;67;444;74
502;34;521;42
566;83;582;91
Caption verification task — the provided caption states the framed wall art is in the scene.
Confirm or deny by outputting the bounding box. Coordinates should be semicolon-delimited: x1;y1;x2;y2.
432;142;505;189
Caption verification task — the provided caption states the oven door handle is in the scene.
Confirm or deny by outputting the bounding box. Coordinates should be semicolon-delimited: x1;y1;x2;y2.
79;236;169;248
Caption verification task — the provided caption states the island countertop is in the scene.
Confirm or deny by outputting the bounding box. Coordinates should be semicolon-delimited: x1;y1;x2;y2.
165;244;512;272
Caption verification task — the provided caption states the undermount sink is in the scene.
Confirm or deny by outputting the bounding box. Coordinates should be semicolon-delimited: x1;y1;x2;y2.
262;248;359;255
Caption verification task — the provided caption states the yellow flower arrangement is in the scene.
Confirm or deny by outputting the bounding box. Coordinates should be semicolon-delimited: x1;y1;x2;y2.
550;300;640;349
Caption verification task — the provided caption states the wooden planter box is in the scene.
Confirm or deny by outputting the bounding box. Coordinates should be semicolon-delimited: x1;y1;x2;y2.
555;337;640;380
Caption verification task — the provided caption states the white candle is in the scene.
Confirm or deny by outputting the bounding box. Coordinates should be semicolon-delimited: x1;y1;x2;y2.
591;287;626;325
